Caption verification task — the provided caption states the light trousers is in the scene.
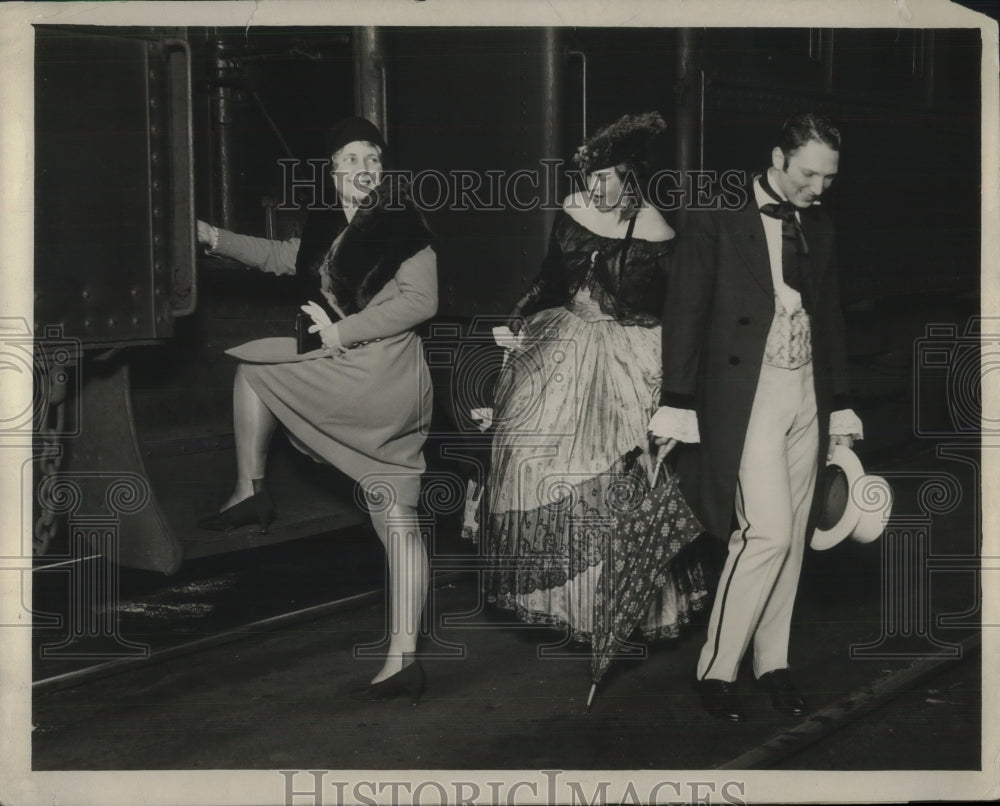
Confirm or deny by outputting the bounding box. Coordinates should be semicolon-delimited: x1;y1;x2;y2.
697;361;819;682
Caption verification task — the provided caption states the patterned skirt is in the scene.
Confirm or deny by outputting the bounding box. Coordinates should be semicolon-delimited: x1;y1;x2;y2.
484;293;717;642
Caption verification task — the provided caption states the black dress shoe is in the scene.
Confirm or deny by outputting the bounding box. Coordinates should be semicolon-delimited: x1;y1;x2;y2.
197;479;275;533
694;678;746;722
756;668;806;716
350;654;426;706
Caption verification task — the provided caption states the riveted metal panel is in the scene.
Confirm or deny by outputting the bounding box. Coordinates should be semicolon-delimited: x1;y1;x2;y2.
34;27;182;346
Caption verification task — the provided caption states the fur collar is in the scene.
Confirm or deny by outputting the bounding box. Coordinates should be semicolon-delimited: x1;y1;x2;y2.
295;205;348;277
325;177;433;315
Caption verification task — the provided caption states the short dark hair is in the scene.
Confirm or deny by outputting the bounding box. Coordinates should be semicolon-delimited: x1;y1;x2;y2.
779;112;841;156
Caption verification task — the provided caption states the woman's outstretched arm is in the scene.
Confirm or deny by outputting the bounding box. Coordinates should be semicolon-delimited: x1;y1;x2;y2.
199;220;300;276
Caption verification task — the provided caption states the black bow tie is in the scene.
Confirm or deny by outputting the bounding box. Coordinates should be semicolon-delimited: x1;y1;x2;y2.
758;173;809;301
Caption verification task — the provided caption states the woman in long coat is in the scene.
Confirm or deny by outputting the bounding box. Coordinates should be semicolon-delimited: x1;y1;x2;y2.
197;118;435;703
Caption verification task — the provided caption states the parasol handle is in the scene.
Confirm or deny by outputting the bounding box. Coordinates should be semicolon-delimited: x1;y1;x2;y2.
585;683;597;714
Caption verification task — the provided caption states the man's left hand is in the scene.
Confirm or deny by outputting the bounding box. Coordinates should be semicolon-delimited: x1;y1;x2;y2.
827;433;854;461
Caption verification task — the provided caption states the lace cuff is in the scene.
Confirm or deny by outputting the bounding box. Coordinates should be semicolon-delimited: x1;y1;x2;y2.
648;406;701;443
830;408;864;439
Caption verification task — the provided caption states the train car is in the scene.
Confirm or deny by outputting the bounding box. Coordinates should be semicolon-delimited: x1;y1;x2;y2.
31;23;982;579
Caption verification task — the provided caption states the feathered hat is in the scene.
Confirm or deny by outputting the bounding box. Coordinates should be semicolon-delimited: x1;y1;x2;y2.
572;111;667;176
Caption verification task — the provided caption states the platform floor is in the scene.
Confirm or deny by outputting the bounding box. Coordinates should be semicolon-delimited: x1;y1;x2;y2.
31;577;980;772
32;449;982;774
24;436;984;779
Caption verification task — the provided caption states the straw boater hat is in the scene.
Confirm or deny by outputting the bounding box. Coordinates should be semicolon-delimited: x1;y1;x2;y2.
811;444;893;550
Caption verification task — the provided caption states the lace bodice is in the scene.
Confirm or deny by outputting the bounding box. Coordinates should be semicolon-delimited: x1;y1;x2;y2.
517;210;676;327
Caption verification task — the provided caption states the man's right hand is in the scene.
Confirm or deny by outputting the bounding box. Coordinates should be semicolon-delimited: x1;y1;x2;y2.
647;405;701;445
652;437;679;462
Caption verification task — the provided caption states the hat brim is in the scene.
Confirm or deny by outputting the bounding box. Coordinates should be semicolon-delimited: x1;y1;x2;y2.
849;474;893;542
810;444;865;551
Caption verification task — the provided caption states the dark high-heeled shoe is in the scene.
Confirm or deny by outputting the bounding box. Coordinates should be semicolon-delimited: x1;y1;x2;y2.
196;479;275;533
349;654;426;706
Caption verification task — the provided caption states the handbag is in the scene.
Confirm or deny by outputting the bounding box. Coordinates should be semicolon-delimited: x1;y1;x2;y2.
294;311;323;354
295;299;342;355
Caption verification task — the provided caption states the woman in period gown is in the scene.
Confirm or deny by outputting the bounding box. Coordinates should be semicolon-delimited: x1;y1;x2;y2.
197;118;435;703
485;112;716;643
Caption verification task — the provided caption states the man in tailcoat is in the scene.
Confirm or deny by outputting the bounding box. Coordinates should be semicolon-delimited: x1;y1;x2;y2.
648;113;863;721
